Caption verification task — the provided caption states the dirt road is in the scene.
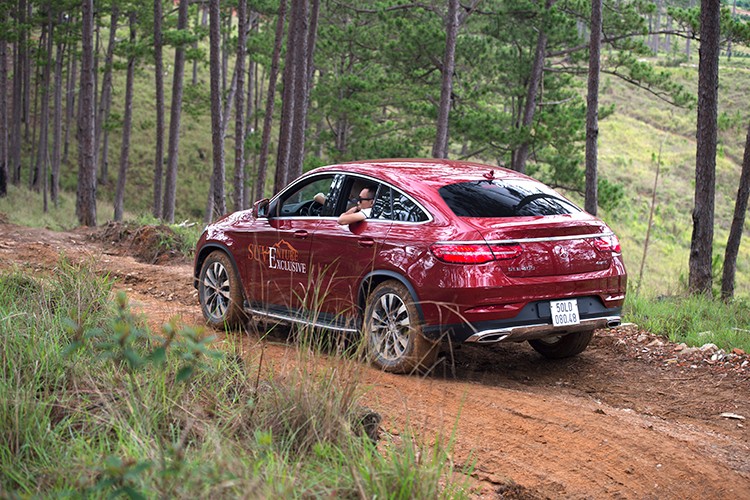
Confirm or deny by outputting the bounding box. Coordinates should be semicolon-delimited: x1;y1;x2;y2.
1;222;748;499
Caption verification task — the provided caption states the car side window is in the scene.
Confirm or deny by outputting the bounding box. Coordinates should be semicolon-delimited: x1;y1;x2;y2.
278;175;337;217
370;186;392;220
392;190;429;222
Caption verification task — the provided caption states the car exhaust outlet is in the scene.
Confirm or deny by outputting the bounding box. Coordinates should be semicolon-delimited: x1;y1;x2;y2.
607;318;621;328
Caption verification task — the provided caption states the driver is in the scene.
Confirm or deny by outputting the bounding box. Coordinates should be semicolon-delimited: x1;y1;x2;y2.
337;185;376;225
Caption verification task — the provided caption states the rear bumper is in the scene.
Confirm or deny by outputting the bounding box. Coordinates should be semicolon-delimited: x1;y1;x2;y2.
422;296;622;343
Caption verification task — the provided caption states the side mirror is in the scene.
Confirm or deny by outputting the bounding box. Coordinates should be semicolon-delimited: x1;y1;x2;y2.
253;198;270;218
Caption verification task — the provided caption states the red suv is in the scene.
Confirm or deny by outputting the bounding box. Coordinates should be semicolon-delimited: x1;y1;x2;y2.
194;159;627;373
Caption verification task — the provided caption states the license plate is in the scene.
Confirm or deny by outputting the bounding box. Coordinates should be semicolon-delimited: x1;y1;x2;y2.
550;299;580;327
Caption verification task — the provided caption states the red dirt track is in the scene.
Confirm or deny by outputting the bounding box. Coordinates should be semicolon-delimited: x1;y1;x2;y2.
1;222;748;499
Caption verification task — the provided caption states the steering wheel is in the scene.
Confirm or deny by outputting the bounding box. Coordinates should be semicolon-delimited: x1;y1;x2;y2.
299;200;323;216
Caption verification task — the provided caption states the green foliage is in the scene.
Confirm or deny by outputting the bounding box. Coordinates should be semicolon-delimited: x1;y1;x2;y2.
0;261;470;498
625;292;750;353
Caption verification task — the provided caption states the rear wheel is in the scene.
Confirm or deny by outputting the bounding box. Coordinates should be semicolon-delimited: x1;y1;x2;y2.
528;329;594;359
364;281;439;374
198;251;246;329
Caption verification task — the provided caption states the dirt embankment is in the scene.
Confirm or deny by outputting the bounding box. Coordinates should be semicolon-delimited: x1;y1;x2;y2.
1;222;748;499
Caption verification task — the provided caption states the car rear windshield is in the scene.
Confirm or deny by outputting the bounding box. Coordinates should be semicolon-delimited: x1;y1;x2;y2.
439;180;581;217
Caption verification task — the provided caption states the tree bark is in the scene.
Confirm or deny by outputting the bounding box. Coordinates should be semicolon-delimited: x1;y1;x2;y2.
209;0;226;217
721;122;750;300
162;0;190;223
11;0;24;185
51;17;65;207
585;0;603;216
688;0;720;295
63;40;77;165
0;15;7;198
77;0;98;226
114;12;137;222
233;0;249;212
96;4;119;185
39;18;55;212
512;0;556;173
432;0;458;159
288;0;309;182
256;0;287;202
275;0;300;193
153;0;165;218
29;28;45;191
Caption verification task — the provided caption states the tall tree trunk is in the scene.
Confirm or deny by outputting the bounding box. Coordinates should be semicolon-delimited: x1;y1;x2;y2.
51;21;65;207
191;4;203;86
209;0;226;217
114;13;136;222
585;0;603;216
432;0;458;159
77;0;97;226
38;19;55;212
512;0;555;173
688;0;720;295
22;0;31;142
153;0;165;218
29;29;46;191
288;0;309;183
233;0;249;212
0;16;7;198
256;0;286;202
727;0;737;60
720;122;750;300
97;4;119;185
11;1;24;185
63;42;77;164
162;0;189;223
275;0;299;193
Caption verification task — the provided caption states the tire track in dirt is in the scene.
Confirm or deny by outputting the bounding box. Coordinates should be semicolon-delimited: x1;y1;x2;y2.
1;222;748;498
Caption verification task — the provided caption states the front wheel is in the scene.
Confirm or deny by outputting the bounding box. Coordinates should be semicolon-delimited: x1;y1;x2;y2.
363;281;439;374
198;250;247;329
528;329;594;359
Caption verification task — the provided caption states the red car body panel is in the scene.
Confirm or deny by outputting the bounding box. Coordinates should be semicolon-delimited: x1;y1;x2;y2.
195;159;627;343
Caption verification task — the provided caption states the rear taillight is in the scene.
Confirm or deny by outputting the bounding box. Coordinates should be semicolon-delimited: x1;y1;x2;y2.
430;243;522;264
593;235;621;254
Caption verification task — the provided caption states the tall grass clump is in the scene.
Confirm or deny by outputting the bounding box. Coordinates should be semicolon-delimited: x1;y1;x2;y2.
0;260;472;498
625;293;750;352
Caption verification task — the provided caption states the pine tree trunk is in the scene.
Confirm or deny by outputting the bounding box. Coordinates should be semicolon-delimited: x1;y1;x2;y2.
288;0;309;183
30;28;46;192
585;0;602;216
432;0;458;159
11;7;23;186
37;19;55;212
191;4;203;86
63;43;77;164
256;0;286;202
209;0;226;217
114;13;136;222
688;0;720;295
233;0;249;212
97;4;119;185
512;0;554;173
162;0;190;223
77;0;98;227
153;0;165;218
0;20;7;198
275;0;299;193
720;122;750;300
22;0;30;142
51;22;65;207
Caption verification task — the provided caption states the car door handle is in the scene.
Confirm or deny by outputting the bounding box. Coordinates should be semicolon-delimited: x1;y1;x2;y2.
294;230;309;239
358;238;375;248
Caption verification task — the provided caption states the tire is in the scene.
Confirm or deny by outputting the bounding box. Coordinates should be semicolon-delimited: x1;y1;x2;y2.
198;250;247;329
363;281;439;374
528;329;594;359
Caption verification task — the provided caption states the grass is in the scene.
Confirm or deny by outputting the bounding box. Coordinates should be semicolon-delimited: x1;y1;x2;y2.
0;260;473;498
625;292;750;353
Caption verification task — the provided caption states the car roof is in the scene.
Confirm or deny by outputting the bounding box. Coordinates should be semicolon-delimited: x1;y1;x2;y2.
312;158;531;191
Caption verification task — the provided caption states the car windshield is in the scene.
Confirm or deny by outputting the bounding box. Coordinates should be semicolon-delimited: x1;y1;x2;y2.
439;179;581;217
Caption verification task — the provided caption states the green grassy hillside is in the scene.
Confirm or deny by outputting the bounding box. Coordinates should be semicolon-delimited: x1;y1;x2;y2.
597;58;750;298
